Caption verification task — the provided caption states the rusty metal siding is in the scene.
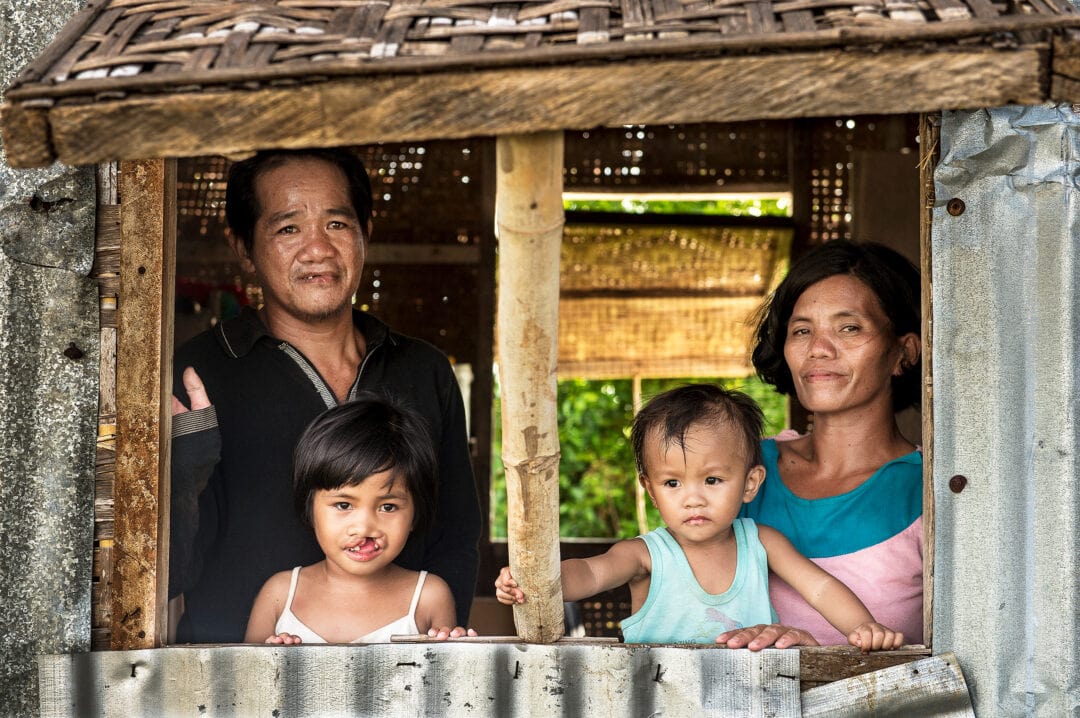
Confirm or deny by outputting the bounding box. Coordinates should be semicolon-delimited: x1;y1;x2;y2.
932;104;1080;717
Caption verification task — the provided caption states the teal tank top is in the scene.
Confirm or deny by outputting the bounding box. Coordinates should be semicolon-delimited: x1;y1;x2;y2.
620;518;778;644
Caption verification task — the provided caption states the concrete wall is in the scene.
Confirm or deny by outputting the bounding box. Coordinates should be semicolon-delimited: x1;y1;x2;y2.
0;0;98;713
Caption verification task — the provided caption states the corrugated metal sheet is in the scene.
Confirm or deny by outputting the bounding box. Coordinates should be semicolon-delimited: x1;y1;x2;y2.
932;104;1080;716
37;643;801;717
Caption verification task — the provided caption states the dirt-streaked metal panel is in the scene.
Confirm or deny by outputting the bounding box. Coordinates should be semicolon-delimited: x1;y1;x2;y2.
932;104;1080;716
37;643;801;717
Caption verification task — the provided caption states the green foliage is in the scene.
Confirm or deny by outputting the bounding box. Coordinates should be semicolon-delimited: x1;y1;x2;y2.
490;374;788;539
563;197;791;217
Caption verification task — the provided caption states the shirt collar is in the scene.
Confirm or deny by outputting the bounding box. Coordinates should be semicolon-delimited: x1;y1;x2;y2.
215;305;394;358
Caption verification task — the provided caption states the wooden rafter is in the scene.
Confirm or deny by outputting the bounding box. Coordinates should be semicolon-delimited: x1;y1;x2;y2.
3;0;1080;166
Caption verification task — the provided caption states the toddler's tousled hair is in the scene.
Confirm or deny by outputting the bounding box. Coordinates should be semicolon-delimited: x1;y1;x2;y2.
631;384;765;478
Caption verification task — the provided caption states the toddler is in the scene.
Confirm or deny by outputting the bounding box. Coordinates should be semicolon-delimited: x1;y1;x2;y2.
496;384;902;651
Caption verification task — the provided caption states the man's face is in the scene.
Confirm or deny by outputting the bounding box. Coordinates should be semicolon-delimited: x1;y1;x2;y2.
236;157;366;326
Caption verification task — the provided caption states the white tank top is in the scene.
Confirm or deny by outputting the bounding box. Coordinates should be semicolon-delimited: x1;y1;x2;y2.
274;566;426;643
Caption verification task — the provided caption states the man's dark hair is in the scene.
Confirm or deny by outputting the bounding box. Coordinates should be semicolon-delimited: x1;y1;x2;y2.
751;240;922;411
630;384;765;478
225;148;374;252
292;392;437;534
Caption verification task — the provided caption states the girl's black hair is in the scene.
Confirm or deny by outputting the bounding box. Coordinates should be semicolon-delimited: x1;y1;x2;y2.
630;384;765;477
751;240;922;411
292;392;437;533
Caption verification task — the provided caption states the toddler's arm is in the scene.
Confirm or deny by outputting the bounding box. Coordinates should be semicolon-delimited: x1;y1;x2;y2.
494;566;524;605
495;539;651;605
758;525;904;653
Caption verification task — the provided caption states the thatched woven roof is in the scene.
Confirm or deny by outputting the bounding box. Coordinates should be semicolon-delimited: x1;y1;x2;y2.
3;0;1080;166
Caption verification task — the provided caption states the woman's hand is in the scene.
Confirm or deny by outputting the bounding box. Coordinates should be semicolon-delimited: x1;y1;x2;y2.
716;624;819;650
264;632;303;645
426;626;478;640
847;622;903;653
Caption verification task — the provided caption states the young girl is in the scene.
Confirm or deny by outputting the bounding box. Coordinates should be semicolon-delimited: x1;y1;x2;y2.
495;384;904;651
245;394;474;643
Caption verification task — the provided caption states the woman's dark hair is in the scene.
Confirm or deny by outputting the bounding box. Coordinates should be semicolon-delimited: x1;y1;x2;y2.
630;383;765;477
225;148;374;252
292;393;437;534
751;240;922;411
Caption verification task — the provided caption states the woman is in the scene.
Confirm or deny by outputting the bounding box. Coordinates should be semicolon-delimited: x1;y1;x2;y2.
719;240;923;650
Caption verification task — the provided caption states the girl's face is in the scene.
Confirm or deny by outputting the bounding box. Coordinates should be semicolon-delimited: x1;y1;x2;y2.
783;274;918;417
310;469;414;578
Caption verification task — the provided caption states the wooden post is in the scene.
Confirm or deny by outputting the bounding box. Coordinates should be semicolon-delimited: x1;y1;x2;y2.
632;374;648;536
112;159;176;649
496;132;565;643
918;114;939;646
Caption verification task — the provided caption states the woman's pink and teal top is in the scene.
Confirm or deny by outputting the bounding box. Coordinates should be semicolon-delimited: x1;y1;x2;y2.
740;438;923;645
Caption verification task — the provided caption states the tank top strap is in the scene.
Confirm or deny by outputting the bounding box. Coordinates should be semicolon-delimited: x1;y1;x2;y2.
408;571;428;617
283;566;302;611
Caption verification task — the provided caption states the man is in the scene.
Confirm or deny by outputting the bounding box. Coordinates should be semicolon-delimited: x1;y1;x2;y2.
170;148;481;642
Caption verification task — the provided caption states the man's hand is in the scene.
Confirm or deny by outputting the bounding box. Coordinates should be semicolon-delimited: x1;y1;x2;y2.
171;367;211;415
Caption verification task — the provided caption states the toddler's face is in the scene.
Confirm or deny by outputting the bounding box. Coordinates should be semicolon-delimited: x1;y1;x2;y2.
310;469;414;577
641;421;763;545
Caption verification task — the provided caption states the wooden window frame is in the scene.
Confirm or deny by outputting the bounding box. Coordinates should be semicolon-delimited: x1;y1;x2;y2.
108;117;937;685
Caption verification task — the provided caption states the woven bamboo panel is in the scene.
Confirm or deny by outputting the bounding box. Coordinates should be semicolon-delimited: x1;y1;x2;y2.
562;223;790;294
564;122;789;192
7;0;1080;105
559;295;765;378
92;189;120;651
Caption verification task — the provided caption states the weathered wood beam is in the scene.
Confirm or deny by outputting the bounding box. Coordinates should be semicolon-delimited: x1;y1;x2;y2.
0;103;53;168
1051;33;1080;99
4;48;1048;168
496;131;565;644
112;158;176;649
798;646;931;690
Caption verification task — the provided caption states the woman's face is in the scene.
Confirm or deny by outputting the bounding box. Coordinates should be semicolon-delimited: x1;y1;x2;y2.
783;274;918;417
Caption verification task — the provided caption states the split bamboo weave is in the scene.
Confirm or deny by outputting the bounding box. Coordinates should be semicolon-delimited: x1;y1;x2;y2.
7;0;1080;105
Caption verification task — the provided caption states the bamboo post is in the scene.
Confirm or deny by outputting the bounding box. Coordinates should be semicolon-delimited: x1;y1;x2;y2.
496;131;565;643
